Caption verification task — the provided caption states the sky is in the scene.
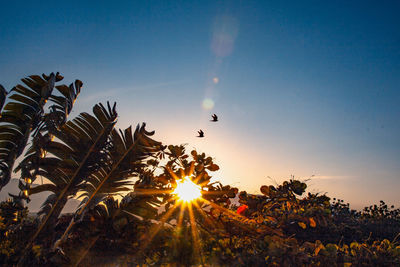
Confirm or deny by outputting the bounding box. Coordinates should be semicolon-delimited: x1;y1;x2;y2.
0;1;399;209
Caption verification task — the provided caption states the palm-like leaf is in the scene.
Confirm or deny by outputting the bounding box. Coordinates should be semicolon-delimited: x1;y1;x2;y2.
29;102;117;211
0;73;62;190
78;124;161;208
13;78;82;206
0;84;7;112
62;195;159;266
54;123;162;248
20;103;118;260
70;192;162;265
35;79;82;136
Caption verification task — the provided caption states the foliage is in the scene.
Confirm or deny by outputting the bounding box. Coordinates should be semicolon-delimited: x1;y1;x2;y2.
0;73;399;266
46;166;400;266
0;73;76;190
0;73;163;265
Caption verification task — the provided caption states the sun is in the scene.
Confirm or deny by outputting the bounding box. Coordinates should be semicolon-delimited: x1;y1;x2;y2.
173;176;202;202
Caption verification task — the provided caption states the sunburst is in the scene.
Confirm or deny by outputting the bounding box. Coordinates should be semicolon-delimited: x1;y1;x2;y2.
132;172;251;265
173;176;202;202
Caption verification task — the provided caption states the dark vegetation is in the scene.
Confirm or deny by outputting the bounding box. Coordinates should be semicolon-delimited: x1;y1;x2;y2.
0;73;399;266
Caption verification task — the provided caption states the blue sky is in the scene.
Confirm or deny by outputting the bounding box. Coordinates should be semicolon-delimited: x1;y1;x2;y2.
1;1;399;209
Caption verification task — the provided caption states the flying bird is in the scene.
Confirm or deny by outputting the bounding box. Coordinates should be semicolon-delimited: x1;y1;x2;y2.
197;130;204;137
211;114;218;122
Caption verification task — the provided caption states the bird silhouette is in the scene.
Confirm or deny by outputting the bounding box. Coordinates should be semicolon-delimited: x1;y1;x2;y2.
211;114;218;122
197;130;204;137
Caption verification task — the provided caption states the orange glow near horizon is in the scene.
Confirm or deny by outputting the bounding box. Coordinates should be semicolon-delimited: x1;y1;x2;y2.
132;173;260;264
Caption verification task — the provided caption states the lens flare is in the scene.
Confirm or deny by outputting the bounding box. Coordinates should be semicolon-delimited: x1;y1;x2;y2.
211;15;239;57
202;98;214;110
173;176;202;202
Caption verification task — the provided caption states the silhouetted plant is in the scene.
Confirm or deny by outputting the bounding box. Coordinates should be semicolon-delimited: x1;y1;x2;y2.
1;73;400;266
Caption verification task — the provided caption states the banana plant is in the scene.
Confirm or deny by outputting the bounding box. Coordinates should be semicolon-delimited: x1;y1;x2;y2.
13;79;82;204
77;124;161;210
0;85;7;111
18;102;118;265
54;123;162;247
58;187;164;266
0;73;65;190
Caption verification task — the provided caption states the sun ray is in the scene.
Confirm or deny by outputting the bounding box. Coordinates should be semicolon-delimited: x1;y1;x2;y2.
189;162;195;177
176;201;186;229
200;198;282;236
134;175;237;264
133;188;173;195
201;198;243;220
140;201;180;250
200;198;255;231
192;200;217;230
188;202;205;265
202;190;234;196
193;172;204;185
166;166;181;181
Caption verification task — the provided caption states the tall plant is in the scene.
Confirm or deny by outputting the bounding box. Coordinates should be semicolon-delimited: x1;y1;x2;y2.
0;73;71;190
54;123;162;248
2;73;164;265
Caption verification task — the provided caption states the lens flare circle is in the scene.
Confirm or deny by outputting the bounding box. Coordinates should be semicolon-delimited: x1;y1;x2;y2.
173;176;202;202
202;98;215;110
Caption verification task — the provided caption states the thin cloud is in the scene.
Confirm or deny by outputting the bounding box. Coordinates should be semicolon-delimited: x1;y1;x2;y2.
128;79;189;92
78;79;188;104
311;175;353;180
78;89;120;104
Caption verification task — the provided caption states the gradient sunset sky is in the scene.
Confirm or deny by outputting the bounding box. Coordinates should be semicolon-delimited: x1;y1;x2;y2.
1;1;399;209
